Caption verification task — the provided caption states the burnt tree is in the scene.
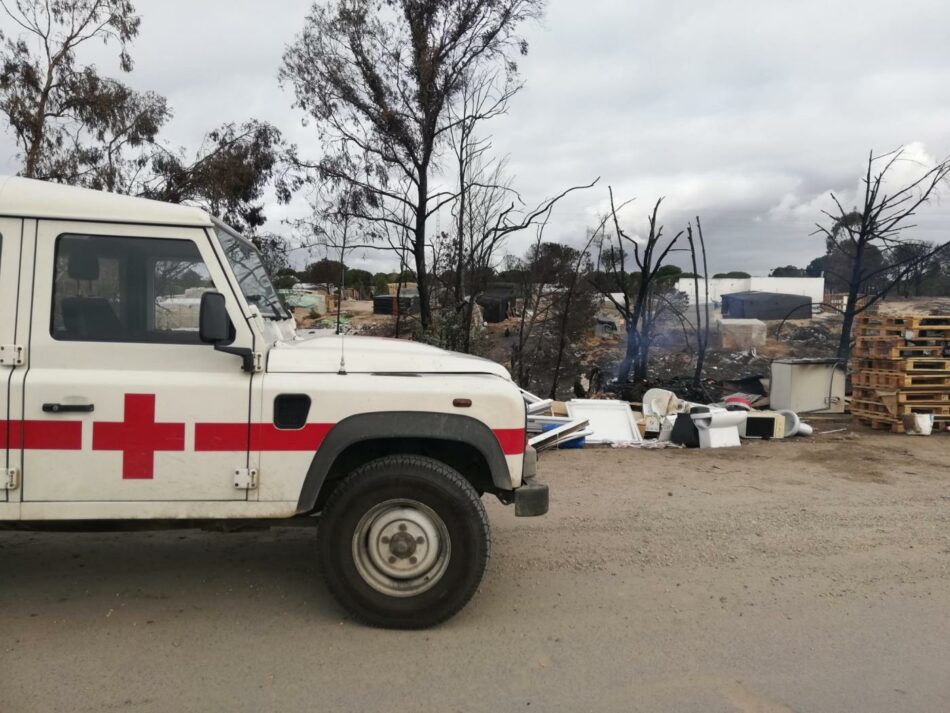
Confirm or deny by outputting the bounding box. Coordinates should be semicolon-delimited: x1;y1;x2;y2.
814;148;950;363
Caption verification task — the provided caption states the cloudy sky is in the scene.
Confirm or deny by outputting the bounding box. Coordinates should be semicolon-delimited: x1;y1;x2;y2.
2;0;949;274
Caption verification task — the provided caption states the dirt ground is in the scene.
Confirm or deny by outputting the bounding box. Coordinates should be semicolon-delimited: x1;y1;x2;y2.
1;427;949;712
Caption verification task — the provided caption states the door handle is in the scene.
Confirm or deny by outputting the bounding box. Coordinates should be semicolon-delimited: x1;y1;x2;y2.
42;403;95;413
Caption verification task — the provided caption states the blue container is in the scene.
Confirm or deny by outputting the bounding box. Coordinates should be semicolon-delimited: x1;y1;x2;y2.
541;423;586;449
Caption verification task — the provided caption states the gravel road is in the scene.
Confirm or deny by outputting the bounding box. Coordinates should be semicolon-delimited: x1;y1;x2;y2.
2;429;949;712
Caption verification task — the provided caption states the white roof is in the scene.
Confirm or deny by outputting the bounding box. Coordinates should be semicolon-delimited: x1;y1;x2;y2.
0;176;212;227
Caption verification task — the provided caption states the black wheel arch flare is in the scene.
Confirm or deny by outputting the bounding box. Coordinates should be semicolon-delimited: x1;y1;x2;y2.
295;411;514;514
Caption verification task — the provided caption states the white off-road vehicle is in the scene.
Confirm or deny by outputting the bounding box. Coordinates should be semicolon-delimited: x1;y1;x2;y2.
0;177;547;628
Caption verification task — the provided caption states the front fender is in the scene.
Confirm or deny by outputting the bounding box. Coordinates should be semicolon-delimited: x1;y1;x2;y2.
295;411;515;514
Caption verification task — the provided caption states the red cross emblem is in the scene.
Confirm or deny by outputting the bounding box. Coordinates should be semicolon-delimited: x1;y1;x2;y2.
93;394;185;480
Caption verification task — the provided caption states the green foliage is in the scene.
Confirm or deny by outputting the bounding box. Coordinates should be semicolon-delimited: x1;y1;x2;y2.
344;268;373;298
770;265;806;277
713;271;751;279
306;259;347;287
653;264;683;283
372;272;390;295
143;120;293;233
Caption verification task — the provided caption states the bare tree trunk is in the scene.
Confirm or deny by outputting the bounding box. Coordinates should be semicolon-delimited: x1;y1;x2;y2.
549;290;575;399
688;219;711;388
414;169;431;330
24;71;56;178
837;241;867;364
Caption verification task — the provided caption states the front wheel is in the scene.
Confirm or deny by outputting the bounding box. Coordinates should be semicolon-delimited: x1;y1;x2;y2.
318;455;491;629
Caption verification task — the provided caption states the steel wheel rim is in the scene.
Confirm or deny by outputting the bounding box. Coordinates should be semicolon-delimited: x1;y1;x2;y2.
352;498;452;598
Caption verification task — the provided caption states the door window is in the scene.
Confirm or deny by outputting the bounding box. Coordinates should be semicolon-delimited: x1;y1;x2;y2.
51;235;214;343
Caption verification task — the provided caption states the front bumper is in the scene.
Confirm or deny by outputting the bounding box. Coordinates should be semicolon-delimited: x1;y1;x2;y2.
513;445;547;516
514;476;549;517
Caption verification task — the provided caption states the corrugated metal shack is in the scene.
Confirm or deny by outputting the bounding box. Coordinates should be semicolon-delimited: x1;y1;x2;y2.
721;291;812;320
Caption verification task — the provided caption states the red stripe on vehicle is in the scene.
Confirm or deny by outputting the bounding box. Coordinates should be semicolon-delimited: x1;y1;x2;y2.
195;423;333;452
0;420;83;450
493;428;526;455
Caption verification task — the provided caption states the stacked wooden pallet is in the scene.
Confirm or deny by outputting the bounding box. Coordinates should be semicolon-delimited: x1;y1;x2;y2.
850;313;950;433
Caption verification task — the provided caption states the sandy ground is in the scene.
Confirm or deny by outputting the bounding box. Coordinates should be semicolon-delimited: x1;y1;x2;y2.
1;428;949;712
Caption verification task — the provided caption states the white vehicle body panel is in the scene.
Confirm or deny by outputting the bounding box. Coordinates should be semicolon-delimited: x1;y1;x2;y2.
0;177;528;522
257;371;526;504
0;175;210;227
268;333;512;377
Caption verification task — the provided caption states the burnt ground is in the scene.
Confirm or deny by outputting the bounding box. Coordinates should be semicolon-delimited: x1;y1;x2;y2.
1;425;949;712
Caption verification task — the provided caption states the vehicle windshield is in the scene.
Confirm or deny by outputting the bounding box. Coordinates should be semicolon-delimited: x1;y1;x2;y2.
214;222;289;320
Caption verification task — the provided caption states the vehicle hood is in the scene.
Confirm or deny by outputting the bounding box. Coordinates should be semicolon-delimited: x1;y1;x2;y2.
267;333;511;378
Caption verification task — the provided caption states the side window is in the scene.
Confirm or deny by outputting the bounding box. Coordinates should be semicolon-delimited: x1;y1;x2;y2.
52;234;215;344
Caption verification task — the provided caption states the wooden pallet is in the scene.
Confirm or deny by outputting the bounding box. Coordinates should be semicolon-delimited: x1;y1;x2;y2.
852;413;950;434
854;326;950;340
851;370;950;389
854;314;950;340
856;314;950;329
852;397;950;417
852;415;907;433
852;356;950;373
852;338;948;359
852;388;950;405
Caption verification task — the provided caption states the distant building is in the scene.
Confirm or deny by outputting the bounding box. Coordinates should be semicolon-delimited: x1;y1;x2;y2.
675;276;824;308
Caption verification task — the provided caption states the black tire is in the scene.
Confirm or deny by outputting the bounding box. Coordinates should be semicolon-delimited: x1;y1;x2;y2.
318;454;491;629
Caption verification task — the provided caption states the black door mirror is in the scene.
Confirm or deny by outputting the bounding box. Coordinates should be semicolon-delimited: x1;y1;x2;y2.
199;291;255;372
199;292;231;344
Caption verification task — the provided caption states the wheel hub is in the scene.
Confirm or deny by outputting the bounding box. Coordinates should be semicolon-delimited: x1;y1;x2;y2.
353;500;452;597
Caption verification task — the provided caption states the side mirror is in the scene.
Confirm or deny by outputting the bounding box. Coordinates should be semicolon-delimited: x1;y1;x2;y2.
199;291;255;372
199;292;231;344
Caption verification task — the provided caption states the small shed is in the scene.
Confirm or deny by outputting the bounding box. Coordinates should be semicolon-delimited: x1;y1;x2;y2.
373;294;419;315
721;291;812;320
476;283;516;323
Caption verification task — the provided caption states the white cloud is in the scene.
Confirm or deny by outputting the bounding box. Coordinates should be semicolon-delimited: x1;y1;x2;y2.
1;0;948;274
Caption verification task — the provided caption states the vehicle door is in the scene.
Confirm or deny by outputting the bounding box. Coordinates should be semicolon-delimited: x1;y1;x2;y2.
20;221;256;510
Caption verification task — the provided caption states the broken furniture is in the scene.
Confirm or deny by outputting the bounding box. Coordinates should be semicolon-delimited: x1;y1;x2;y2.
770;358;846;414
690;408;747;448
669;410;701;447
850;313;950;433
521;389;593;450
775;409;813;437
565;399;642;445
740;410;786;439
642;387;690;434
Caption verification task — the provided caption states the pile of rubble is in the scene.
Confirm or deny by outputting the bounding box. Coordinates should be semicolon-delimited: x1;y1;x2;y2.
522;385;816;452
